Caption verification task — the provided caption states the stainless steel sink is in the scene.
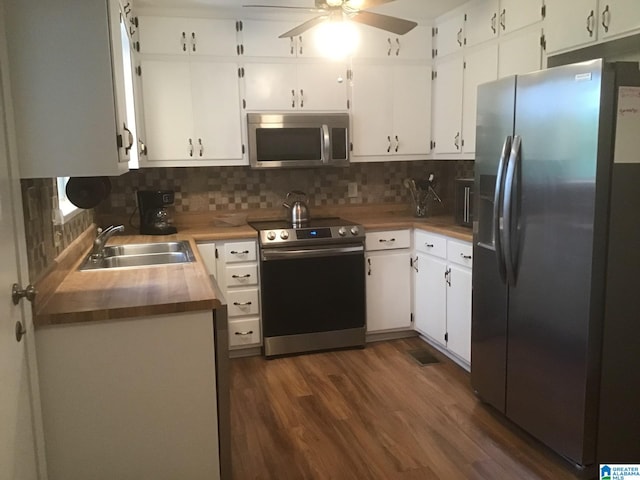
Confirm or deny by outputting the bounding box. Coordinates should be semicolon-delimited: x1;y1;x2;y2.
80;241;195;270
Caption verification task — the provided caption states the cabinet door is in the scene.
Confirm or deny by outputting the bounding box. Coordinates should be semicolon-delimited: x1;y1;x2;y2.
243;63;297;110
296;63;349;111
499;0;544;34
139;17;238;56
351;65;393;157
240;20;298;57
543;0;598;54
141;60;194;161
191;62;243;162
433;56;464;154
366;252;412;332
392;65;431;155
498;28;542;79
435;13;465;58
356;25;430;59
462;44;498;154
446;264;472;363
413;253;447;346
197;242;217;278
465;0;499;47
600;0;640;40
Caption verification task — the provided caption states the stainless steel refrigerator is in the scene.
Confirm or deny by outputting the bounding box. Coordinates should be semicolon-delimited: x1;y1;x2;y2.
472;59;640;469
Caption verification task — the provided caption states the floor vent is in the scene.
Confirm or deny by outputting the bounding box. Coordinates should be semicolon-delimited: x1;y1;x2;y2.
407;349;440;366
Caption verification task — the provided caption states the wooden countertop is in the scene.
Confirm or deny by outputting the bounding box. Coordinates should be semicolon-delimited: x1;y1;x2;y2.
35;209;471;328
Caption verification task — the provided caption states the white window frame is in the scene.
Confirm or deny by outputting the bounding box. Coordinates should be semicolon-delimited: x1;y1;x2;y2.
55;177;81;224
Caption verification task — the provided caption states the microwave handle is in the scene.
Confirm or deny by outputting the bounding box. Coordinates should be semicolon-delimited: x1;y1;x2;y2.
321;124;330;164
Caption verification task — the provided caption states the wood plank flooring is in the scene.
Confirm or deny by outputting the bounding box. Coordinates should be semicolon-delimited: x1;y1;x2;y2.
230;338;582;480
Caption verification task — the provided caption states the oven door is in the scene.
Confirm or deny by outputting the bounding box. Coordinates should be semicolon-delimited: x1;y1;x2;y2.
260;244;366;355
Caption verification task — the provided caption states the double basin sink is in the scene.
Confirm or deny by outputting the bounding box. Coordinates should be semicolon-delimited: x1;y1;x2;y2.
80;241;195;270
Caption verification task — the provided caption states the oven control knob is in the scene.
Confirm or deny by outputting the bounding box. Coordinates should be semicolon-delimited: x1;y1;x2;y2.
338;227;347;236
266;231;276;241
280;230;289;240
350;226;360;236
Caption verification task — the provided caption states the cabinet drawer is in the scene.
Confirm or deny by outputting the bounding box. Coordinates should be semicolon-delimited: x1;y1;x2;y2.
447;240;473;268
227;288;260;317
223;241;256;263
365;230;411;251
224;264;258;288
414;230;447;258
229;318;261;347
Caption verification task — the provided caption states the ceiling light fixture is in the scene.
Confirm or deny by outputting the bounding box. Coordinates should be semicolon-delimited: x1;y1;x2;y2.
313;15;360;60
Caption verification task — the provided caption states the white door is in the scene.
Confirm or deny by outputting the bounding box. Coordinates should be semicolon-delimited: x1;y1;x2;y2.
243;63;297;110
462;44;498;154
499;0;544;34
392;65;431;155
433;56;464;154
446;264;472;363
0;22;42;479
543;0;598;54
498;28;542;78
414;254;447;347
365;253;412;332
296;63;349;111
240;20;298;57
435;13;465;58
600;0;640;40
464;0;499;47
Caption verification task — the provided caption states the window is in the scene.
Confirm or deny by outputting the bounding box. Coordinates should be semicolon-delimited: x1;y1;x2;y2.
55;177;80;224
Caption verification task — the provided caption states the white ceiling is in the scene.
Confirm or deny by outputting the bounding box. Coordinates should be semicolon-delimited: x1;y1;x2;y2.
134;0;467;22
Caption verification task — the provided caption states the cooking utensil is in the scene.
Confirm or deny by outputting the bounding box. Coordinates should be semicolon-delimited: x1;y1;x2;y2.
66;176;112;209
282;190;310;226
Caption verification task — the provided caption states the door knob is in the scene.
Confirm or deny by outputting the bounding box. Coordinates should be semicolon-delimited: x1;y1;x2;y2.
12;283;36;305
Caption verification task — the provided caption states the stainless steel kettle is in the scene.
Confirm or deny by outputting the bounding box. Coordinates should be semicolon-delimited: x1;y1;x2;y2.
282;190;310;227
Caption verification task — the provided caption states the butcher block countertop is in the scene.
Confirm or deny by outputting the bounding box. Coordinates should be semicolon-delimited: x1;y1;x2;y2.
34;207;471;328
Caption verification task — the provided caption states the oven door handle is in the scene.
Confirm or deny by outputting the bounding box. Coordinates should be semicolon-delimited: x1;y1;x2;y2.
262;245;363;261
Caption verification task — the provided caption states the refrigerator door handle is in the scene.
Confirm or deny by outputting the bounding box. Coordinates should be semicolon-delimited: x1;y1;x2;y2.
493;135;511;284
503;134;521;286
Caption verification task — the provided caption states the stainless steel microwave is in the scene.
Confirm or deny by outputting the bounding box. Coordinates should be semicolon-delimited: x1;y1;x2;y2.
247;113;349;169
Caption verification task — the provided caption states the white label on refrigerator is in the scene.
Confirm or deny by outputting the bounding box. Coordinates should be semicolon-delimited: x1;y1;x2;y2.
614;86;640;164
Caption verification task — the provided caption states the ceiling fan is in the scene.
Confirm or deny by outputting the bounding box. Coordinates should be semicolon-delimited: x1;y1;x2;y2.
242;0;418;38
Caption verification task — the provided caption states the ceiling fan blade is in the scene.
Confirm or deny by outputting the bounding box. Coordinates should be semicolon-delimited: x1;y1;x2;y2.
350;10;417;35
243;5;324;13
278;15;329;38
345;0;395;9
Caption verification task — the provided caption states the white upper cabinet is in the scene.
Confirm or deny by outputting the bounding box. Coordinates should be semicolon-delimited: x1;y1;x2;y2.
435;13;466;58
351;64;431;159
354;25;431;59
498;27;542;78
498;0;544;35
432;56;464;155
5;0;134;177
544;0;640;54
243;62;348;111
464;0;500;47
138;16;240;56
239;20;324;58
462;44;498;154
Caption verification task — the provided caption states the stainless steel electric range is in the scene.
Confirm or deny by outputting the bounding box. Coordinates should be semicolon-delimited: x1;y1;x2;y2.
249;217;366;357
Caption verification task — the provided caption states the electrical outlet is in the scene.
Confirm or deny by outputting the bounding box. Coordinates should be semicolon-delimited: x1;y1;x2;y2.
348;182;358;198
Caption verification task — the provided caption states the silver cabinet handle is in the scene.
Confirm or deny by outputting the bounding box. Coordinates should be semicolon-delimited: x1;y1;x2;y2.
231;274;251;279
460;253;472;260
291;89;296;108
395;37;400;56
233;301;252;306
586;10;595;36
412;256;419;273
300;89;304;108
181;31;187;52
198;138;203;157
387;135;392;153
425;243;434;248
298;35;303;55
235;330;254;336
491;12;497;34
188;138;193;157
387;37;392;56
445;267;451;286
123;124;134;154
395;135;399;152
191;32;196;52
454;132;460;150
379;238;396;243
230;250;250;255
290;37;295;55
601;4;610;32
456;28;463;46
500;9;506;30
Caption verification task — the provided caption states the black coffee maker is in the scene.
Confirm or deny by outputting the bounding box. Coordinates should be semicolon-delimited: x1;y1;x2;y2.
137;190;177;235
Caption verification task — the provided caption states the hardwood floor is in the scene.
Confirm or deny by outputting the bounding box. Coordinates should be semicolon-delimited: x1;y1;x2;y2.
230;338;581;480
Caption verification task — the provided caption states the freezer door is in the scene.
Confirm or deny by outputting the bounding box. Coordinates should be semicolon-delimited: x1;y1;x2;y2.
505;59;605;465
471;76;516;412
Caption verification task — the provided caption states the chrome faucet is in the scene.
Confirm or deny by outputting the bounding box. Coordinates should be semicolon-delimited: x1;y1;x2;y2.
91;225;124;260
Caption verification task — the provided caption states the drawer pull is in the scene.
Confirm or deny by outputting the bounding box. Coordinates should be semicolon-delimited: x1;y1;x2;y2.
230;250;250;255
460;253;472;260
231;274;251;279
379;238;396;243
235;330;254;336
233;301;252;306
425;243;434;248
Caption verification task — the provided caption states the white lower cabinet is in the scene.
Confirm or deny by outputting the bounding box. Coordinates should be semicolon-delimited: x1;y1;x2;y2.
365;230;412;333
35;311;220;480
199;239;261;350
413;230;472;368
